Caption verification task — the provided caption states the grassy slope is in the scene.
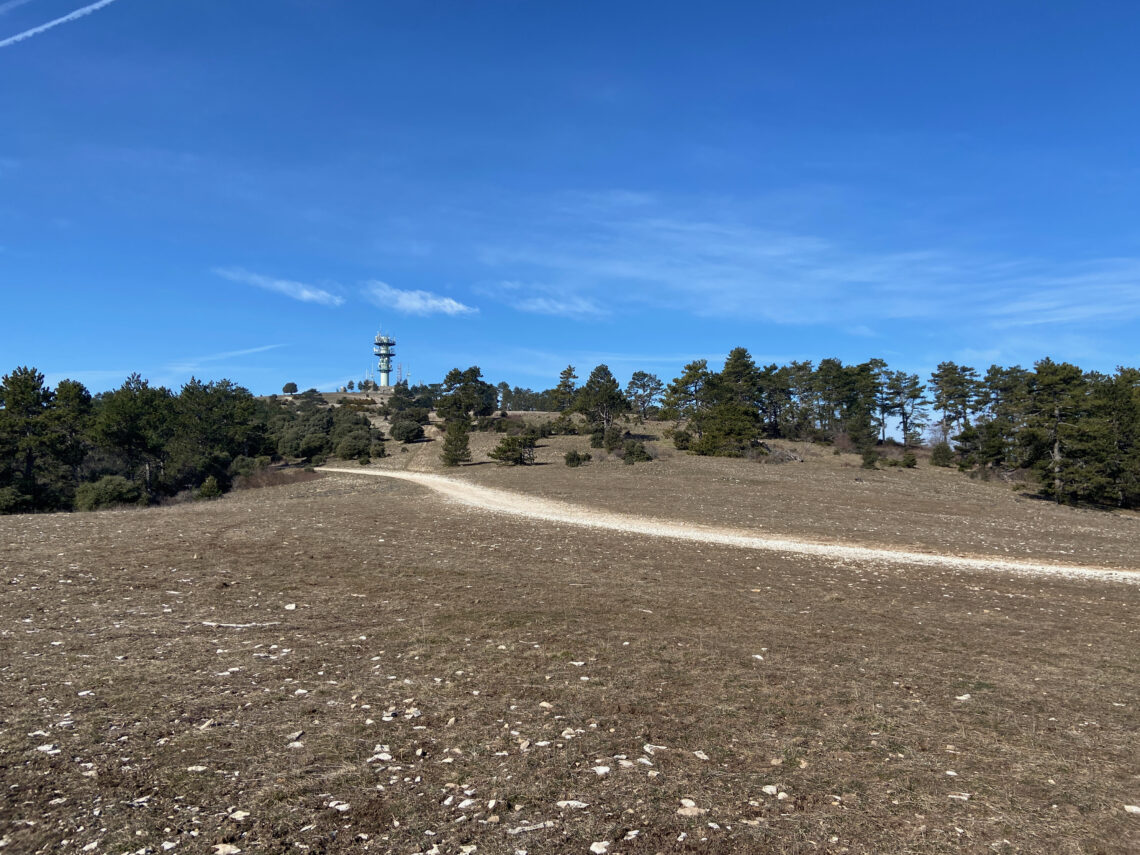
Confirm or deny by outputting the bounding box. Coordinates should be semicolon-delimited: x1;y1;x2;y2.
1;436;1137;854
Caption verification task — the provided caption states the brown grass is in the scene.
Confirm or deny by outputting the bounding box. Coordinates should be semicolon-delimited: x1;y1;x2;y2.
1;430;1137;854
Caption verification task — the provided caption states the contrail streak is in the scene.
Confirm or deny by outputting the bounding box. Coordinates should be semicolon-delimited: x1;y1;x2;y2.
0;0;121;49
0;0;42;16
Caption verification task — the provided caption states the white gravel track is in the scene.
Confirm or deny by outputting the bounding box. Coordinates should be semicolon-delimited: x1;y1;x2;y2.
321;467;1138;585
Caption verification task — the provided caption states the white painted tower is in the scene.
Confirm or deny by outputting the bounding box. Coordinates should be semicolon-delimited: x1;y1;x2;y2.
373;331;396;387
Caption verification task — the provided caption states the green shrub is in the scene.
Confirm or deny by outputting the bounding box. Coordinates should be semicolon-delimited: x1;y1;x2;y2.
370;439;387;459
902;451;917;468
335;430;372;460
621;440;652;464
589;428;605;449
197;475;223;499
564;449;591;467
75;475;141;511
488;434;536;465
390;419;425;443
549;415;578;436
861;449;879;469
603;425;624;452
673;429;692;451
930;442;954;467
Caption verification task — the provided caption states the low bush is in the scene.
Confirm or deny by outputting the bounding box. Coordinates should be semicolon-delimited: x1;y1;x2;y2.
603;425;624;452
390;419;425;443
673;429;692;451
75;475;141;511
930;442;955;467
197;475;223;499
335;430;372;460
621;440;652;465
489;434;536;465
564;449;592;467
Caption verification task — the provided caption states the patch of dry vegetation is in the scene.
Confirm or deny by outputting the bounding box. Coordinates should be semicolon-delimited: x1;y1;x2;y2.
1;447;1137;854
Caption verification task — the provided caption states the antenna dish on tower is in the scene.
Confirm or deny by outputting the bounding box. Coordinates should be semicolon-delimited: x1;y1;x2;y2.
373;330;396;388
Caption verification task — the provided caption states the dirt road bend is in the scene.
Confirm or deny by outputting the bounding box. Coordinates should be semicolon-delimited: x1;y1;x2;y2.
320;467;1139;585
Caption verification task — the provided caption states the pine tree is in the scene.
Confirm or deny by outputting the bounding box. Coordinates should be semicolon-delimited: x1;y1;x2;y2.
624;371;664;422
573;365;629;430
440;419;472;467
553;365;578;412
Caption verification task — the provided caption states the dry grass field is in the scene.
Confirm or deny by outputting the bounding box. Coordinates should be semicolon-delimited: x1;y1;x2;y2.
2;424;1138;854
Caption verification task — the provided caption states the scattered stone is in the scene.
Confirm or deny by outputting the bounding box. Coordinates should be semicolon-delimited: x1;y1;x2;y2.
186;765;208;773
557;800;589;810
762;785;779;796
328;800;350;812
287;741;305;750
955;694;971;701
286;730;304;741
1124;805;1140;814
677;798;707;817
623;830;640;841
284;603;297;611
507;821;555;835
592;766;610;776
213;846;241;855
228;810;250;821
693;750;709;760
589;843;609;854
948;792;971;801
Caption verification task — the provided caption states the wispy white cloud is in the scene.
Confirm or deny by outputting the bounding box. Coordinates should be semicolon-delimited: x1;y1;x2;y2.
166;343;285;374
474;195;1140;332
0;0;40;16
214;267;345;307
364;280;476;316
0;0;121;49
481;280;608;319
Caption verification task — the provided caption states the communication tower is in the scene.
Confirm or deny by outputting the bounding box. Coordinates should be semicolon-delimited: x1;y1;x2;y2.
373;331;396;387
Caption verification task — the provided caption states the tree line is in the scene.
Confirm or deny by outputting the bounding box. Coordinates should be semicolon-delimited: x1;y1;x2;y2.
482;351;1140;507
4;349;1138;513
0;369;384;513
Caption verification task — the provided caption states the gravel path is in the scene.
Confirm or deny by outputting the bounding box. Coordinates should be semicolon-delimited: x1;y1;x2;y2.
321;467;1139;585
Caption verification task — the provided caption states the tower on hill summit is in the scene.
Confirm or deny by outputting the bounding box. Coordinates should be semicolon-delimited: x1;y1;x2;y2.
373;331;396;387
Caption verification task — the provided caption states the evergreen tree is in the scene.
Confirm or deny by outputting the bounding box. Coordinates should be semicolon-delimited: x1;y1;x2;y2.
573;364;629;430
488;433;536;465
930;362;981;437
624;371;664;422
1023;359;1088;503
0;367;57;510
437;366;497;420
661;360;711;430
885;370;928;448
757;363;793;438
440;419;472;466
553;365;578;412
91;374;176;495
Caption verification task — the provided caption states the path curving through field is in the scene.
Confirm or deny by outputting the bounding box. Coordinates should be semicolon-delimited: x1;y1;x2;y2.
320;467;1138;585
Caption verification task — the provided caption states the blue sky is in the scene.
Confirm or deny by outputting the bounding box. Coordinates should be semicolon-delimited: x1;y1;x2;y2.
2;0;1139;395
